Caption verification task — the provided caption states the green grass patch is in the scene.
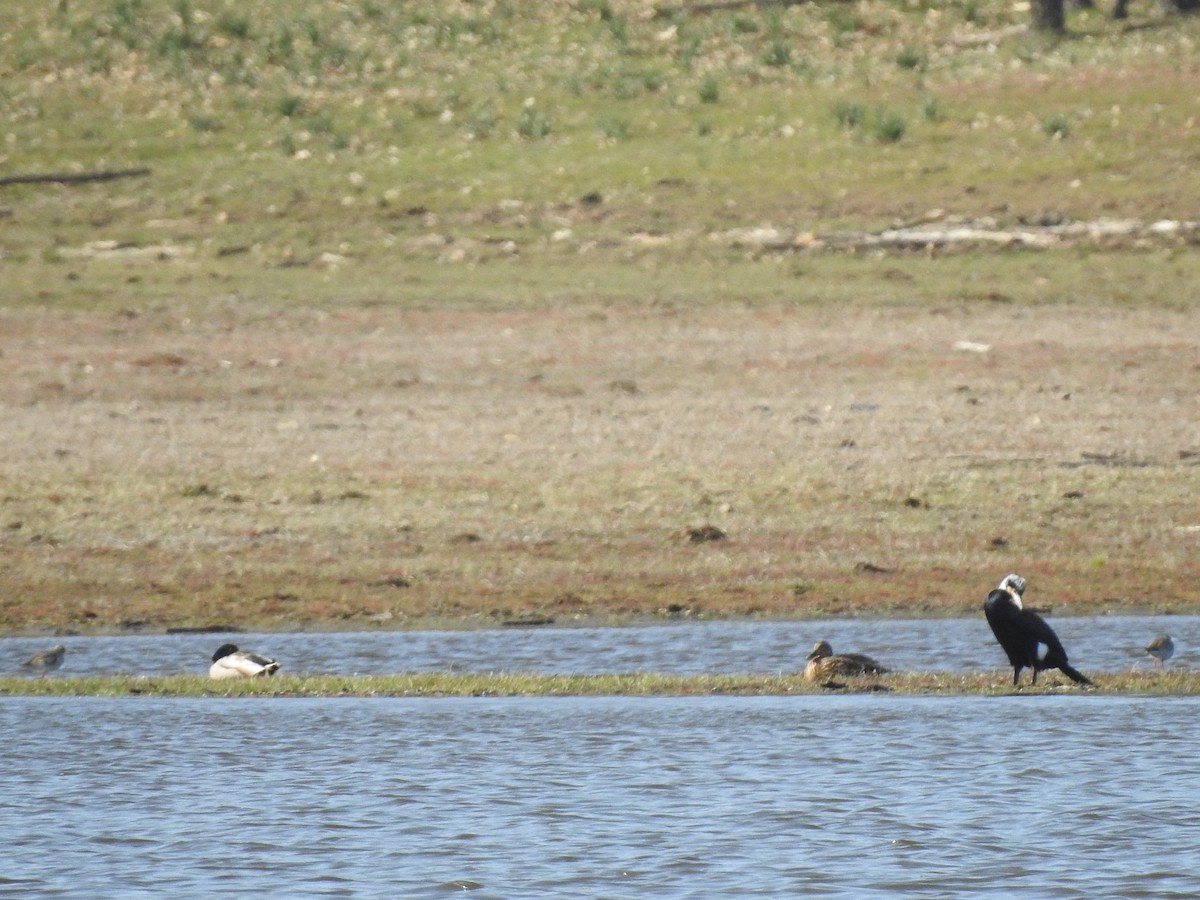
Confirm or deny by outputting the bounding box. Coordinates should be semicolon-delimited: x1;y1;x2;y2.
0;670;1195;697
1;0;1196;257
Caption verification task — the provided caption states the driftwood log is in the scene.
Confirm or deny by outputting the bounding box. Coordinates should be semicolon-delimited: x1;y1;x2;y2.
0;167;150;188
654;0;814;17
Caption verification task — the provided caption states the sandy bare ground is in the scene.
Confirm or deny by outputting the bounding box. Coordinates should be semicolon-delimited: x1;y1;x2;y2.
2;300;1198;631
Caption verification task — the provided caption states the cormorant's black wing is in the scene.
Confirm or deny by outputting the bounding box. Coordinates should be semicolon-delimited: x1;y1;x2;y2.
1017;608;1070;668
1020;609;1091;683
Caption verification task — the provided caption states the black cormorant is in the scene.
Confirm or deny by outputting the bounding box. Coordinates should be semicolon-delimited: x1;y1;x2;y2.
983;574;1091;687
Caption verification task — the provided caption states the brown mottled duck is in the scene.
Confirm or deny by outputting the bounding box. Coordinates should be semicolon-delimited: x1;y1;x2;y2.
804;640;887;682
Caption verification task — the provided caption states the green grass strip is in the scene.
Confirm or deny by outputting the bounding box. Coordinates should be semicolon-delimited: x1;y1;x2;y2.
0;671;1193;697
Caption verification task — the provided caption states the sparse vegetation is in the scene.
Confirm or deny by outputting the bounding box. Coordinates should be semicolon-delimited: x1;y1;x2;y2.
0;670;1196;697
833;100;866;129
762;38;792;67
276;95;304;118
516;105;553;140
873;108;908;142
598;115;630;140
0;0;1198;634
1043;113;1072;138
896;47;924;70
919;94;942;123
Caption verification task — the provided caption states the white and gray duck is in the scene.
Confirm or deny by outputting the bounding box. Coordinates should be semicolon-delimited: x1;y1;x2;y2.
209;643;281;679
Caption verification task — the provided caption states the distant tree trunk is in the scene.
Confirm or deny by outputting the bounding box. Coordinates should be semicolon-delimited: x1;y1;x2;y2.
1031;0;1066;30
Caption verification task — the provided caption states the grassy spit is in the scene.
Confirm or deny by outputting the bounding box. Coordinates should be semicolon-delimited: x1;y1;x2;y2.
0;670;1195;697
1;1;1198;632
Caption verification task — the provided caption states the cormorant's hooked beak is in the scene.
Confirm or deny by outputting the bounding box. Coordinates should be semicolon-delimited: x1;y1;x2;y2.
997;573;1026;607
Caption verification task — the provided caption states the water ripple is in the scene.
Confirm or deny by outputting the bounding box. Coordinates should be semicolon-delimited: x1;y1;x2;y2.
4;694;1200;896
4;614;1198;679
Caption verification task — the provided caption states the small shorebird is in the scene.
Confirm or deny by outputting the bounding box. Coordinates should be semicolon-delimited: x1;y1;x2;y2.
209;643;281;679
804;640;887;682
21;644;67;677
982;573;1092;687
1145;634;1175;669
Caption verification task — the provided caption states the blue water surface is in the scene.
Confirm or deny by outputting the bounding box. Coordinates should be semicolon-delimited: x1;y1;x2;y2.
2;614;1193;679
2;693;1198;898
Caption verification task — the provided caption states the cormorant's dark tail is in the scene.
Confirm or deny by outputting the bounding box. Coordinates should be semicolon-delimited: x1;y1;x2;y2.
1059;664;1093;686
